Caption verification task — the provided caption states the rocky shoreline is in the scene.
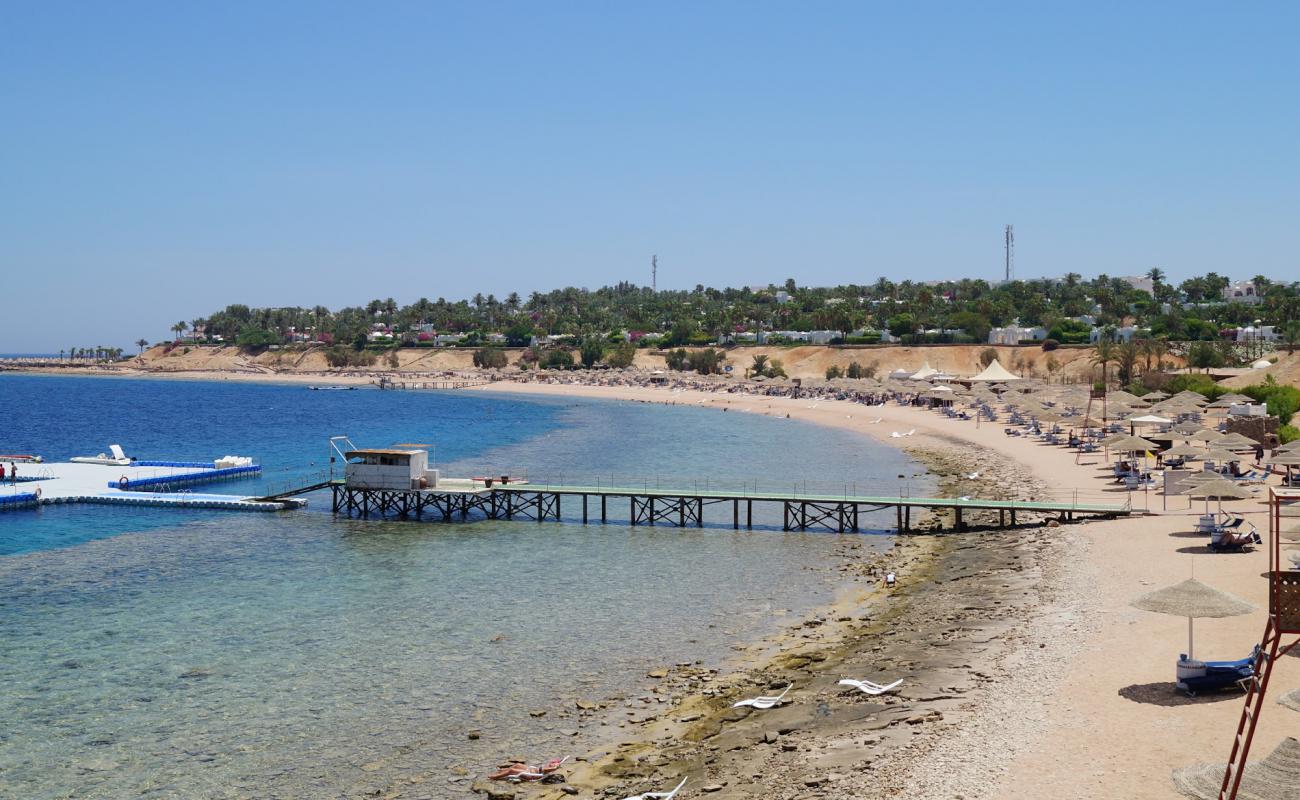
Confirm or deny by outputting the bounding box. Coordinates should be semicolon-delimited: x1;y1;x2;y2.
404;434;1087;800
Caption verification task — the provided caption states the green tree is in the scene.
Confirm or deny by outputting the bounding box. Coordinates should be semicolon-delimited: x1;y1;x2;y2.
664;348;689;370
579;338;605;368
825;365;843;379
605;341;636;369
1090;340;1116;387
171;321;186;341
749;354;769;377
135;338;149;355
473;348;508;368
691;348;725;375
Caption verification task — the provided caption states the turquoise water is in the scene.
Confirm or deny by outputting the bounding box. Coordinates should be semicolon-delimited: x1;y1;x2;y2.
0;375;929;798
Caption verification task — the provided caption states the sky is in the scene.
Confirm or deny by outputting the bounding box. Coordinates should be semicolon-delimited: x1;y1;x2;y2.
2;2;1298;352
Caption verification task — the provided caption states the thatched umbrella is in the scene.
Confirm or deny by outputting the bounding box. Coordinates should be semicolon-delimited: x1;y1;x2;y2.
1172;736;1300;800
1163;443;1206;461
1192;429;1226;443
1269;452;1300;484
1217;433;1261;451
1183;478;1253;516
1132;578;1254;660
1202;448;1243;464
1281;690;1300;713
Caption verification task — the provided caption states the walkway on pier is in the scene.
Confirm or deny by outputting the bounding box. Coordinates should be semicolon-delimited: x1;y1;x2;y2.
330;480;1130;531
0;461;297;513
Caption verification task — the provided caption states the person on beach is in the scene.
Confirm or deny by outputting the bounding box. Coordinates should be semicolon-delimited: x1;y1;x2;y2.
0;463;6;483
9;462;16;485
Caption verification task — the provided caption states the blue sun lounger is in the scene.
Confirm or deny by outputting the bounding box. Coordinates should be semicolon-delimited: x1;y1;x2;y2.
1176;648;1258;697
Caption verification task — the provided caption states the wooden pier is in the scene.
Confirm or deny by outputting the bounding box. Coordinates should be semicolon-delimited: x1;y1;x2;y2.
374;377;492;391
328;481;1131;532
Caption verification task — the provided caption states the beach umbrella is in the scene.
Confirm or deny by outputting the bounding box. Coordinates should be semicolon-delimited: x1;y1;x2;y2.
1108;434;1161;455
1173;421;1204;436
1183;478;1253;516
1162;443;1205;460
1172;736;1300;800
1279;525;1300;543
1142;390;1171;400
1276;440;1300;454
1216;433;1261;451
1191;429;1226;443
1131;578;1254;661
1202;448;1242;464
1281;689;1300;713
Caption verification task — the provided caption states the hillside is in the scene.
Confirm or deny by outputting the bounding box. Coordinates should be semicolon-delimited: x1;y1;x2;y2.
131;343;1128;382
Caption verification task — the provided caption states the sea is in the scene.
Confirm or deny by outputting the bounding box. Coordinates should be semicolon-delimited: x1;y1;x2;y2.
0;374;930;799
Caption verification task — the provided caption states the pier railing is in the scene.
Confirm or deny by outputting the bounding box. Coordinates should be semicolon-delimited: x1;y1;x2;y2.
507;473;1129;511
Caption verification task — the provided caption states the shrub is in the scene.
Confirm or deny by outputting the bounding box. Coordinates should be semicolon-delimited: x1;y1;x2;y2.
664;348;689;371
843;333;881;345
979;348;998;368
605;341;636;369
691;348;725;375
1240;382;1300;426
1279;424;1299;444
579;338;606;368
541;349;575;370
236;326;279;348
1041;339;1060;351
826;365;844;379
324;346;377;368
473;347;509;369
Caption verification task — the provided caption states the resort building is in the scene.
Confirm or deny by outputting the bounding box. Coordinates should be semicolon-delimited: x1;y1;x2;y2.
987;325;1047;345
1223;280;1264;305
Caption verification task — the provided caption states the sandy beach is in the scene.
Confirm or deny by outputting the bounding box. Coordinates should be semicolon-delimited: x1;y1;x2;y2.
442;380;1297;800
5;367;1295;798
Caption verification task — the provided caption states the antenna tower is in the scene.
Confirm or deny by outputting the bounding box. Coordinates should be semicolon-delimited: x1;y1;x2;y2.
1004;224;1014;282
652;255;658;292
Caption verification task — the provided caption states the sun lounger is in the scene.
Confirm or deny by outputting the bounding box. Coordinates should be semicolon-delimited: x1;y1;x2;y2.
1176;648;1257;697
621;777;688;800
1208;522;1261;552
731;685;791;709
838;678;903;696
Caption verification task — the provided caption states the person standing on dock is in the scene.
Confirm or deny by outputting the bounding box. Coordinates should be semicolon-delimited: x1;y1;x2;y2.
0;463;6;484
8;462;15;485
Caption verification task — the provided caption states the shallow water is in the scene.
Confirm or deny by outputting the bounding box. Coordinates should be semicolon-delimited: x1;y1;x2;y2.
0;375;930;798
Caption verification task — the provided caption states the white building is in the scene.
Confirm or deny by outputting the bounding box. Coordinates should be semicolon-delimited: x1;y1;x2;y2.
1223;280;1264;305
988;326;1047;345
344;448;439;490
1121;276;1156;295
1090;326;1140;343
1233;325;1279;343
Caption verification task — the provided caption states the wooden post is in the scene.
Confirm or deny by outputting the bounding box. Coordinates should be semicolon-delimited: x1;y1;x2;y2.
697;498;703;528
555;493;560;521
955;507;963;531
733;498;739;529
630;496;636;526
747;499;753;529
582;494;588;524
601;494;607;523
679;498;685;527
649;497;655;526
897;504;903;533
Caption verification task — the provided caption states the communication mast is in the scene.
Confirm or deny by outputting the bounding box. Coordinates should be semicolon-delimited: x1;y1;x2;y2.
1004;224;1015;282
652;255;658;292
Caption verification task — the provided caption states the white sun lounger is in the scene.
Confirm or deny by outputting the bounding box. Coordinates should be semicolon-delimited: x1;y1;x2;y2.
731;685;791;709
621;776;688;800
837;678;904;696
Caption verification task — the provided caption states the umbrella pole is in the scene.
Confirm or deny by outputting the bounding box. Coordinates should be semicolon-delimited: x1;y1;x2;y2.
1188;616;1194;660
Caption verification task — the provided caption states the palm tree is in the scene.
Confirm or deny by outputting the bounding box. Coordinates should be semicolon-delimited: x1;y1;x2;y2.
1115;341;1140;386
1090;339;1116;389
172;321;186;341
749;353;769;378
135;339;149;355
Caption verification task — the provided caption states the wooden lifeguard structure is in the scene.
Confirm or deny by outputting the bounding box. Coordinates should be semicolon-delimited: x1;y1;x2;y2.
1217;486;1300;800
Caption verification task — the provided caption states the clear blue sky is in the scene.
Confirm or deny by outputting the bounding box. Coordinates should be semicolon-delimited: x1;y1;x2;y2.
2;2;1297;352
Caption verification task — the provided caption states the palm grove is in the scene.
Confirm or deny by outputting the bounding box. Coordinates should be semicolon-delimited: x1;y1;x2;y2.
172;271;1299;368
